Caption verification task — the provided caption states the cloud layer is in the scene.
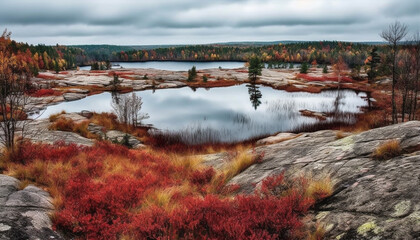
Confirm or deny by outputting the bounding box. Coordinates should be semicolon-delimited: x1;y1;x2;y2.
1;0;419;45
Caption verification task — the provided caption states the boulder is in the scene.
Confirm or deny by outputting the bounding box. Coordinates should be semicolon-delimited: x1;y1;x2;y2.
0;174;63;240
63;92;86;101
105;130;144;149
80;110;93;118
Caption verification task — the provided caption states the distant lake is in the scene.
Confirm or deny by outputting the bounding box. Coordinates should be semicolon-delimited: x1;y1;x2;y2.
79;61;246;71
33;85;369;144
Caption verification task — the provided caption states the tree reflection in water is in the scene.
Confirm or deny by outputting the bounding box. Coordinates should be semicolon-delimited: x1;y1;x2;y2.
247;83;262;110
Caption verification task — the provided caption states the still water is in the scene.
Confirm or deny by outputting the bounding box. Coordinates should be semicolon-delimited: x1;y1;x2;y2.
35;85;369;143
79;61;246;71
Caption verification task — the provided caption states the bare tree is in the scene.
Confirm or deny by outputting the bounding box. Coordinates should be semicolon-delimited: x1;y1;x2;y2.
396;49;415;122
380;21;408;123
111;92;149;127
332;56;348;91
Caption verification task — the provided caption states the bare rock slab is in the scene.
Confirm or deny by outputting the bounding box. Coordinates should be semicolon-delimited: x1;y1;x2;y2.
0;175;63;240
225;121;420;239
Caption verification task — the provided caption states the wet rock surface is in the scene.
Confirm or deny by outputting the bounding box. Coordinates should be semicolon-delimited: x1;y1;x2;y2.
0;175;63;240
225;121;420;239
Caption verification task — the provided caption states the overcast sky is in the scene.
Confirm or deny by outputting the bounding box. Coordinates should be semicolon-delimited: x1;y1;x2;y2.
1;0;419;45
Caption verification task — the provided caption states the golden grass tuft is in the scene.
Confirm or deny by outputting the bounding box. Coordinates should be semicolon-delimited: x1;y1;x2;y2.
335;131;346;140
142;188;176;211
305;176;334;201
372;140;402;160
221;147;261;182
307;224;326;240
48;110;66;122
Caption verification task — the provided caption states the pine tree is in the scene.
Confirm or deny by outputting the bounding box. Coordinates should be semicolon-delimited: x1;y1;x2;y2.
323;65;328;73
300;62;309;74
367;47;381;82
248;56;263;82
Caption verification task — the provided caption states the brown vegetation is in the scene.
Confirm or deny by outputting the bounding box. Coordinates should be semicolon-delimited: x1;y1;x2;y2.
372;140;402;160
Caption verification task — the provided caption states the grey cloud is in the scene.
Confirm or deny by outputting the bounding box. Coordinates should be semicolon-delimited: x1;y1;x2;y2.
0;0;419;45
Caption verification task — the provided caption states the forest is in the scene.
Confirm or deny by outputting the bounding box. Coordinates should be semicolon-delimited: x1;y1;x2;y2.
5;33;389;74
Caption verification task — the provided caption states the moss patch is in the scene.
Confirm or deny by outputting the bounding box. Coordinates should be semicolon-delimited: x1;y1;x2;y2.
357;221;380;236
391;200;411;217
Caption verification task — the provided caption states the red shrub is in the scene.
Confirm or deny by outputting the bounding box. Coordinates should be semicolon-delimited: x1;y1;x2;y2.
37;73;61;80
131;191;312;240
13;141;82;164
189;167;215;186
30;89;62;97
12;139;327;240
55;174;142;240
297;73;354;83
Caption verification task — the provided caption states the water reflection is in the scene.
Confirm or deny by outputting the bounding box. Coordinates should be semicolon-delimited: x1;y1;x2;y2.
33;85;369;143
247;83;262;110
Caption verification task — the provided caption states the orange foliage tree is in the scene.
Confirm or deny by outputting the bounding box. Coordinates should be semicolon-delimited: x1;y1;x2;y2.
0;29;35;149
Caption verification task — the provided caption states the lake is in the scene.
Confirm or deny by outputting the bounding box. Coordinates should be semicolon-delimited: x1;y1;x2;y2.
79;61;246;71
34;85;369;144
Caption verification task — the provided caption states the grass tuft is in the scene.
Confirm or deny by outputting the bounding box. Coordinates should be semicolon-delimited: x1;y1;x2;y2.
372;140;402;160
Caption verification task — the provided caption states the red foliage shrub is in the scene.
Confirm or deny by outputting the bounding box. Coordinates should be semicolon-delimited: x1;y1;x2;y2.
55;174;142;240
297;73;354;83
131;191;313;240
12;141;83;164
190;167;215;186
10;139;327;240
30;89;62;97
37;73;61;80
89;70;106;74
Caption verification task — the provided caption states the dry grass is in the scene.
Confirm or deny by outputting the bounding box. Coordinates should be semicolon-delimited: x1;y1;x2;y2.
48;111;66;122
305;176;334;201
372;140;402;160
222;147;261;182
335;131;346;140
307;224;326;240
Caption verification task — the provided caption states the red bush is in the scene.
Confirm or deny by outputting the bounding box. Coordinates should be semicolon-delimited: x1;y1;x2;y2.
13;141;83;164
89;70;106;74
189;167;215;186
30;89;61;97
11;140;326;239
297;73;354;83
55;174;142;240
37;73;61;80
131;191;312;240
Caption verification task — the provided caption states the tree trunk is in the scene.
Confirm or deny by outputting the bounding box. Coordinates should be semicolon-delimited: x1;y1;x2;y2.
392;44;398;124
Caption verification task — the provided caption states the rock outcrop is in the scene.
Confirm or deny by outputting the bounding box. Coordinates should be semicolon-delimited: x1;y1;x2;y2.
226;121;420;239
62;93;87;101
0;175;63;240
87;123;145;149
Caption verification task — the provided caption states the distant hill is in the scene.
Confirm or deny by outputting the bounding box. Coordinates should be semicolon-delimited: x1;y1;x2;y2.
72;40;386;53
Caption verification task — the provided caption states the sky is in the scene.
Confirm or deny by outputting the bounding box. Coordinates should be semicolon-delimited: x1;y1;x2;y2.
1;0;419;45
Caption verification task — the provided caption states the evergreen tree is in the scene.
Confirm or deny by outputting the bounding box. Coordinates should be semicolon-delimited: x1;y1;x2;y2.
248;56;263;82
187;66;197;82
323;65;328;73
367;47;381;82
300;62;309;74
54;60;60;74
247;83;262;110
91;62;99;70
